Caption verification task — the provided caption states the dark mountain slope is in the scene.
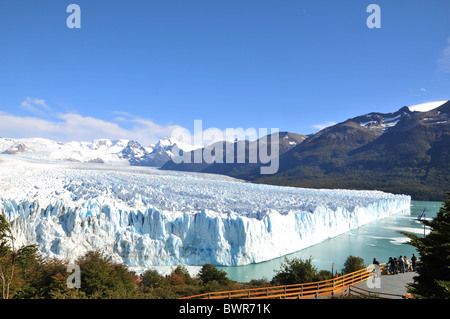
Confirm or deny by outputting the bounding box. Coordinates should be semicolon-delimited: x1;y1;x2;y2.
254;102;450;200
160;132;307;178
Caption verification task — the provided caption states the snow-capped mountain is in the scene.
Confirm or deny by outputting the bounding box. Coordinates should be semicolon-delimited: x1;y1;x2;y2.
0;136;200;167
351;106;413;135
162;100;450;201
354;101;448;134
132;137;200;167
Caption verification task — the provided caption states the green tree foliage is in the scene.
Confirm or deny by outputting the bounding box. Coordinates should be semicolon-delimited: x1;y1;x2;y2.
402;193;450;299
0;213;13;299
198;264;230;285
76;250;136;299
170;265;196;285
271;256;319;285
0;213;39;299
13;253;63;299
24;258;82;299
341;256;366;275
141;269;167;291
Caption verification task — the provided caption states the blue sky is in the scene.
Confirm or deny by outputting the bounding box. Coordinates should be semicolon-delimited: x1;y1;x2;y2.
0;0;449;145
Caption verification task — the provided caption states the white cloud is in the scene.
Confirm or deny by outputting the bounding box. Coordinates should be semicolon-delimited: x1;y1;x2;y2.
0;110;184;146
420;88;427;92
437;37;450;73
112;112;185;145
1;99;278;147
310;121;337;131
20;97;52;116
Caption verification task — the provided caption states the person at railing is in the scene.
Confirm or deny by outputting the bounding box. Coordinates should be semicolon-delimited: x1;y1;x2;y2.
393;257;399;274
399;255;405;273
403;256;410;272
411;253;417;272
373;258;380;266
387;257;395;275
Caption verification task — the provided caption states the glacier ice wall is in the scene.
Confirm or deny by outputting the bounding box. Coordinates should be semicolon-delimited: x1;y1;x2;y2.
0;156;411;267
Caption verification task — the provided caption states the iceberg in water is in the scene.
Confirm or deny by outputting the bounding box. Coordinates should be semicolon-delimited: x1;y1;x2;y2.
0;156;410;267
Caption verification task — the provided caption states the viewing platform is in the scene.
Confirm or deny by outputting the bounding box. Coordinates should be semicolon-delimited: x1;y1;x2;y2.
350;271;416;299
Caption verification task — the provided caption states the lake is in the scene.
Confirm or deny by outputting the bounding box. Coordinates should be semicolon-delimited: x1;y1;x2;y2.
218;200;442;282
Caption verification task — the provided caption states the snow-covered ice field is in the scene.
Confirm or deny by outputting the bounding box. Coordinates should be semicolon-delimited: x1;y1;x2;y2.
0;155;410;267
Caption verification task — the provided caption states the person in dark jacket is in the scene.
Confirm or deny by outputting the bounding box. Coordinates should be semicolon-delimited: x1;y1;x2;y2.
393;257;398;274
388;257;394;275
411;254;417;272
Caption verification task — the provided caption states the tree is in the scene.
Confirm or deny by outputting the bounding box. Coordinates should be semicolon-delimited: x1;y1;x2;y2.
0;213;37;299
76;250;136;299
272;256;318;285
10;245;43;299
141;269;167;291
402;193;450;299
0;213;14;299
169;265;196;286
32;258;72;299
197;264;230;285
341;256;366;275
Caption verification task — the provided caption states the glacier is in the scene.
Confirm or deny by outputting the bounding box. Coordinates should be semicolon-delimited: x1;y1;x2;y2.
0;155;411;267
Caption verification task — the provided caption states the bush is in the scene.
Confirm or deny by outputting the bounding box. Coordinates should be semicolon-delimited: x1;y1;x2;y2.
316;270;333;281
171;265;196;285
167;273;186;286
272;256;318;285
76;250;135;299
141;269;167;291
198;264;230;285
341;256;366;275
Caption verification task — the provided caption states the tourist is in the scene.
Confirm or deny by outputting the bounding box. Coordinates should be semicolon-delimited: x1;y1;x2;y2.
403;256;410;272
411;254;417;272
393;257;398;274
399;255;405;273
388;257;394;275
373;258;380;266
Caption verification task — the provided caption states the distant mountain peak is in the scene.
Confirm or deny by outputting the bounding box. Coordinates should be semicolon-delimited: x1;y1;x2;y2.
350;106;414;135
0;136;201;168
2;142;29;155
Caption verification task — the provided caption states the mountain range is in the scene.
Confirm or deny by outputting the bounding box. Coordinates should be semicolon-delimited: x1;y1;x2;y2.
0;136;198;167
161;101;450;201
1;100;448;201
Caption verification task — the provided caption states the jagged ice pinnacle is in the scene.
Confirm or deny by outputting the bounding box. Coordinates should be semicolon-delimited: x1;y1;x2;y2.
0;156;410;267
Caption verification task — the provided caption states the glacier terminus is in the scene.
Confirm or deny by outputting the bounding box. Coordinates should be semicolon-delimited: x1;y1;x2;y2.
0;155;410;268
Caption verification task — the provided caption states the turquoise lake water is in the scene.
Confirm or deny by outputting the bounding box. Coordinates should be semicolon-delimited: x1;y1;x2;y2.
218;200;442;282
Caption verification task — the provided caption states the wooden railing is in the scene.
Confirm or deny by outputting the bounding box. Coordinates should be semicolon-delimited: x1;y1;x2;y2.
180;264;385;300
348;285;413;299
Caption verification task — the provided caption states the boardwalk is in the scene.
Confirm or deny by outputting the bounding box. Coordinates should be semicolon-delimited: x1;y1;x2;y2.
352;271;417;298
181;265;417;299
